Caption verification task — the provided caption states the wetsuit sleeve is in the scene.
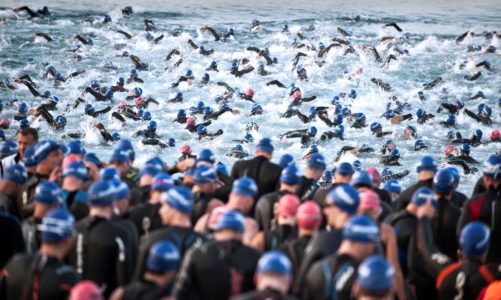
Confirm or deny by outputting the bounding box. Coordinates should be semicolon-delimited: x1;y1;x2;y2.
416;217;452;279
301;96;317;102
114;235;130;286
23;82;41;97
318;113;334;126
266;80;286;88
456;201;473;237
464;109;481;122
294;110;310;123
174;247;202;300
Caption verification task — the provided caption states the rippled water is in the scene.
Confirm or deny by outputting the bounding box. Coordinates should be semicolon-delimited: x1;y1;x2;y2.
0;0;499;195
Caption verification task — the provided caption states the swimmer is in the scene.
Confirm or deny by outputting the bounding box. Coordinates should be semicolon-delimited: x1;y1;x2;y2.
196;125;223;140
320;125;345;141
130;55;148;70
116;30;132;39
135;121;159;139
279;126;317;147
33;32;53;42
127;69;144;84
12;5;50;19
230;62;254;77
172;70;195;88
246;47;274;65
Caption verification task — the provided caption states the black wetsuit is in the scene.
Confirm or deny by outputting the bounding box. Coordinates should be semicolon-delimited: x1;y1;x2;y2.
395;178;433;211
231;156;282;200
458;187;501;263
174;239;261;300
126;202;162;238
84;87;112;101
0;192;21;220
292;229;343;297
67;216;135;298
0;211;25;268
417;217;501;300
134;226;204;281
192;192;216;224
263;225;298;251
121;279;171;300
303;253;359;300
431;197;461;260
86;106;111;117
279;129;314;147
297;177;320;201
255;190;295;230
0;253;79;300
21;217;42;254
280;235;313;278
17;173;49;219
236;288;299;300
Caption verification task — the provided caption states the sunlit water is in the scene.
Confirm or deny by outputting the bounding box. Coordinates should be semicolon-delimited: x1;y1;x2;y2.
0;0;499;196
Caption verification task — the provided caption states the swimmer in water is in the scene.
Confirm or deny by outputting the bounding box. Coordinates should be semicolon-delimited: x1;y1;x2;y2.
130;55;148;70
12;5;50;18
230;62;254;77
279;126;317;147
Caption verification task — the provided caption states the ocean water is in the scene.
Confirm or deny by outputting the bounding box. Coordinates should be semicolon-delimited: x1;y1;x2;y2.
0;0;499;196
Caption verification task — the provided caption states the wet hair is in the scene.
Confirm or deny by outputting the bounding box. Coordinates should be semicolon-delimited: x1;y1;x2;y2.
19;127;39;142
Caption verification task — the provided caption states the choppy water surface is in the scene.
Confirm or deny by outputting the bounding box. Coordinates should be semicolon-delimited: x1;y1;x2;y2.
0;0;499;195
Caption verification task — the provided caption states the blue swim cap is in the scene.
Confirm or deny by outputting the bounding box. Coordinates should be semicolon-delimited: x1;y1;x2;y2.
1;141;18;159
148;121;157;130
280;164;301;185
474;129;483;140
194;165;218;184
459;143;471;154
63;161;88;181
351;170;372;187
341;107;351;117
142;111;152;120
232;176;258;198
446;114;456;125
460;221;490;256
335;125;344;135
352;160;362;172
65;140;85;156
307;153;326;171
89;180;117;206
168;137;175;147
343;215;379;243
278;154;294;168
354;112;365;123
383;179;401;194
357;255;394;293
215;210;245;232
482;155;501;179
256;251;292;275
389;148;400;158
433;168;455;194
256;138;274;153
4;164;28;185
370;122;382;133
38;208;75;242
147;241;180;273
456;100;464;109
85;104;94;114
308;126;317;137
176;92;183;99
162;186;193;213
35;181;62;205
134;87;143;96
152;173;174;191
411;187;437;207
18;102;28;114
328;184;360;215
414;139;427;150
197;148;216;164
384;110;395;119
416;108;425;118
